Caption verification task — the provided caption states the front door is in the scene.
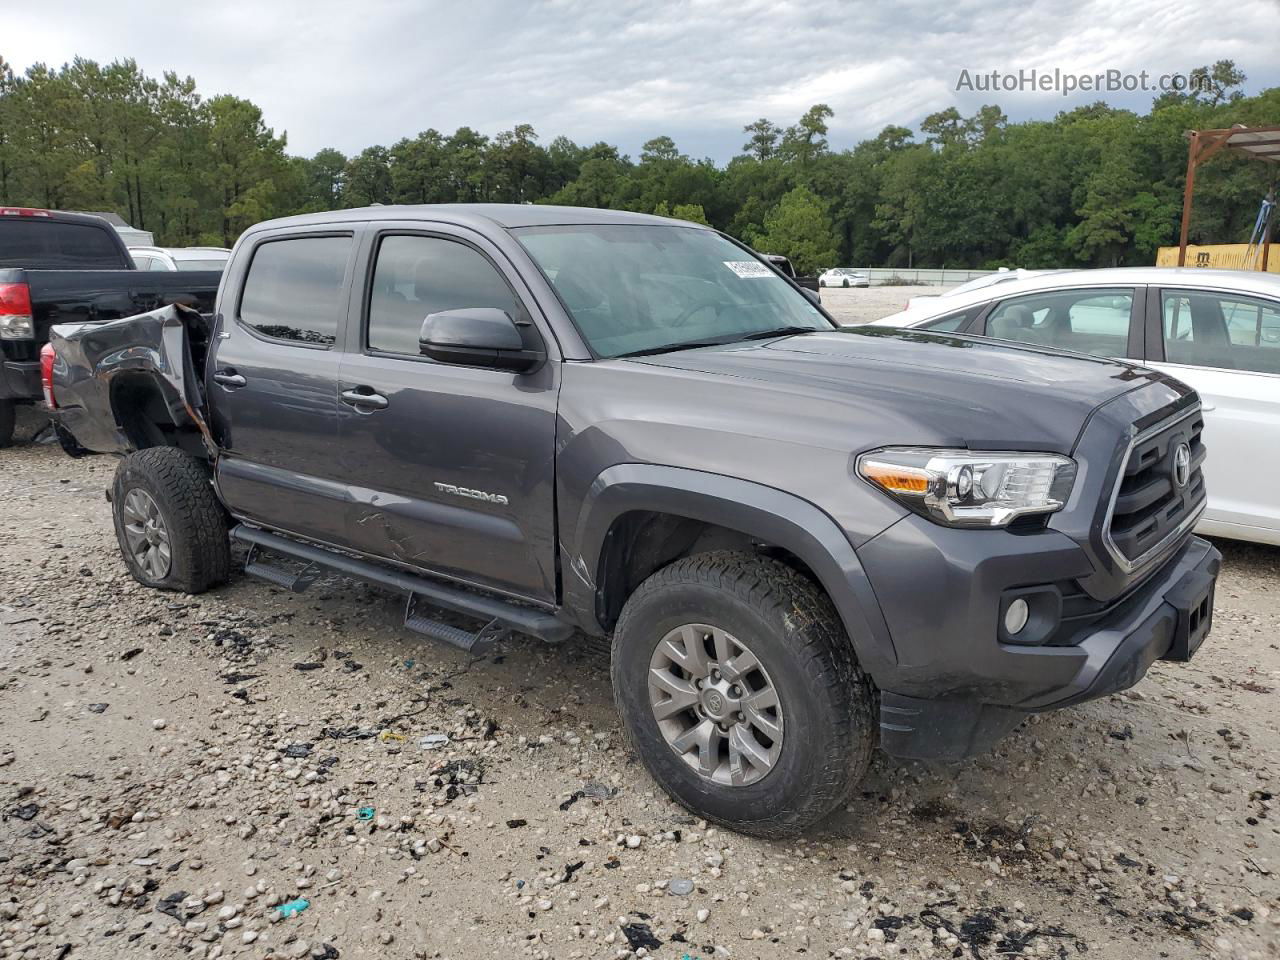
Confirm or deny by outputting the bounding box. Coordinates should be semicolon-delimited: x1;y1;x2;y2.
978;286;1141;358
209;230;357;546
335;227;559;603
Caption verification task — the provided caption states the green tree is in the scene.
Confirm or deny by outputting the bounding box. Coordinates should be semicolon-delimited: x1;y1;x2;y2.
0;49;1272;268
754;186;839;273
489;124;547;203
390;131;446;204
652;201;709;224
0;55;18;201
204;94;288;245
920;107;967;147
342;145;392;207
741;118;779;161
304;148;348;208
1191;59;1247;106
779;104;833;167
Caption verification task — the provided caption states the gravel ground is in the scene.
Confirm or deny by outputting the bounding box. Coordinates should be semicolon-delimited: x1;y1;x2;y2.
817;286;938;326
1;408;1277;960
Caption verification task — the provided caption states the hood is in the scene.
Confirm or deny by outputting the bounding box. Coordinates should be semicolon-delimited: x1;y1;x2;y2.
630;326;1181;453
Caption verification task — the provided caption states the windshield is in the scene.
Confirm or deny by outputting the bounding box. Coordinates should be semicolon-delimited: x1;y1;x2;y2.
514;224;830;358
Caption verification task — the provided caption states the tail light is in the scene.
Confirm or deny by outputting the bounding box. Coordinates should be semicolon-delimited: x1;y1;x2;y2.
40;343;56;409
0;282;34;339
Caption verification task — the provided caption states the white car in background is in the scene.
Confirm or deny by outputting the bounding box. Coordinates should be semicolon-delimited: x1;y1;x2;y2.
129;245;230;272
819;267;869;288
904;268;1060;310
872;267;1280;546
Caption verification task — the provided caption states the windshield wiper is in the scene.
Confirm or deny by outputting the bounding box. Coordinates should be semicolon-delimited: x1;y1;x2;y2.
614;326;822;359
738;325;822;341
614;338;734;358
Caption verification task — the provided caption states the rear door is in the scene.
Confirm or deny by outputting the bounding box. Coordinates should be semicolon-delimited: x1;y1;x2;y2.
335;224;560;603
209;227;359;546
1144;285;1280;543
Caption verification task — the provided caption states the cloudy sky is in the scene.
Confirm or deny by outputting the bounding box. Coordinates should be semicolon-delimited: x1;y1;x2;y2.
6;0;1277;161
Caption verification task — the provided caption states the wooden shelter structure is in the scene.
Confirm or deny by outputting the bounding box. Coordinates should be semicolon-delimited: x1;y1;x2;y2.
1178;124;1280;269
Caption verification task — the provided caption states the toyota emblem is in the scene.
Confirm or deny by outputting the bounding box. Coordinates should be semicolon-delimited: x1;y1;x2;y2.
1172;442;1191;490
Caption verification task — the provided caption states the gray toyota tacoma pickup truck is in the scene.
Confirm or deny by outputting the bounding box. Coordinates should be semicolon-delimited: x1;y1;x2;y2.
49;204;1220;836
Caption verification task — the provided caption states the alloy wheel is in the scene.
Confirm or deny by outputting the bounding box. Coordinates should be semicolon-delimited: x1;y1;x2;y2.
121;488;172;580
648;623;784;786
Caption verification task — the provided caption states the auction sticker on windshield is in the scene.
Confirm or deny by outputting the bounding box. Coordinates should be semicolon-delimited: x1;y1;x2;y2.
724;261;774;278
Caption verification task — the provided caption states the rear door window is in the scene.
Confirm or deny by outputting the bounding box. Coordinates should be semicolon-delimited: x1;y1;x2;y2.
1161;289;1280;374
984;288;1134;357
239;235;352;347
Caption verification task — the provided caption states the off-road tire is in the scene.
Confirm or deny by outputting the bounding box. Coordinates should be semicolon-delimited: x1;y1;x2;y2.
612;551;876;838
111;447;230;593
0;401;14;448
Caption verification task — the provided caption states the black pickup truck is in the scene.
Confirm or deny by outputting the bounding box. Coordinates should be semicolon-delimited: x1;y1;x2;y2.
0;208;221;446
50;204;1220;836
761;253;820;294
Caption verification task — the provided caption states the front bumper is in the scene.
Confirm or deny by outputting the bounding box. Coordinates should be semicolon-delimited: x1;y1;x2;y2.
861;518;1220;760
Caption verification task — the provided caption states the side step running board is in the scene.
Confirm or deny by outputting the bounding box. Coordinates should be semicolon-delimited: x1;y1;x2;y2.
244;543;323;593
230;524;574;650
405;594;508;653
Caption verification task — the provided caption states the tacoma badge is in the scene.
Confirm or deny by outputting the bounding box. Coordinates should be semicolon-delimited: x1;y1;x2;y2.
433;481;509;505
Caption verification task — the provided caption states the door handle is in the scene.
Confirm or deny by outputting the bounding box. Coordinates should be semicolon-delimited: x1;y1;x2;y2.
212;371;246;388
341;388;389;411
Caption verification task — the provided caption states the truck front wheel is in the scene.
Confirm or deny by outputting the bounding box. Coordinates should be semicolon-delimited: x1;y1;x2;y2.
111;447;230;593
611;551;875;837
0;401;14;448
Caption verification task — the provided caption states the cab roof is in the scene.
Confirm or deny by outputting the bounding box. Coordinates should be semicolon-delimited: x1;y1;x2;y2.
245;203;712;235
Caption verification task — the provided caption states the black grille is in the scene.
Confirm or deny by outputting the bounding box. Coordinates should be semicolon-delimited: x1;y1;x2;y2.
1107;409;1205;568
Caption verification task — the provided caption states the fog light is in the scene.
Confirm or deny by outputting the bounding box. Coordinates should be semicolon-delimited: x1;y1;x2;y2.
1004;598;1030;635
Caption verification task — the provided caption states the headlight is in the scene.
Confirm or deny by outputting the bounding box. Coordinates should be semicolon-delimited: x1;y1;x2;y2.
856;447;1077;528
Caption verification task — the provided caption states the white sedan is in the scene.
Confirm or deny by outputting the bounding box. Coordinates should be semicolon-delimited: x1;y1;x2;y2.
871;267;1280;546
904;268;1058;309
819;268;869;288
129;245;231;272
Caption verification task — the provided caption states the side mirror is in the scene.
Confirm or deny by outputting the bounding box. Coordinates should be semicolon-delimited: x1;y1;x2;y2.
419;308;545;372
802;287;822;305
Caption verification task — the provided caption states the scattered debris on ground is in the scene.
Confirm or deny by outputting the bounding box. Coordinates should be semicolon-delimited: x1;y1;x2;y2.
0;415;1276;958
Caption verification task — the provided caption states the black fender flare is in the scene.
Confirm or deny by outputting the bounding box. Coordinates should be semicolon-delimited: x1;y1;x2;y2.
563;463;898;681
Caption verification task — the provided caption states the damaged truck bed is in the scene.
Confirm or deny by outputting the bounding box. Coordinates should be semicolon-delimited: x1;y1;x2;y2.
49;304;217;458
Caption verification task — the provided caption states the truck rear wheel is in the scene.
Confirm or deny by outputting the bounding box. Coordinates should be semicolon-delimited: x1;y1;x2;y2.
611;551;875;837
111;447;230;594
0;401;14;448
